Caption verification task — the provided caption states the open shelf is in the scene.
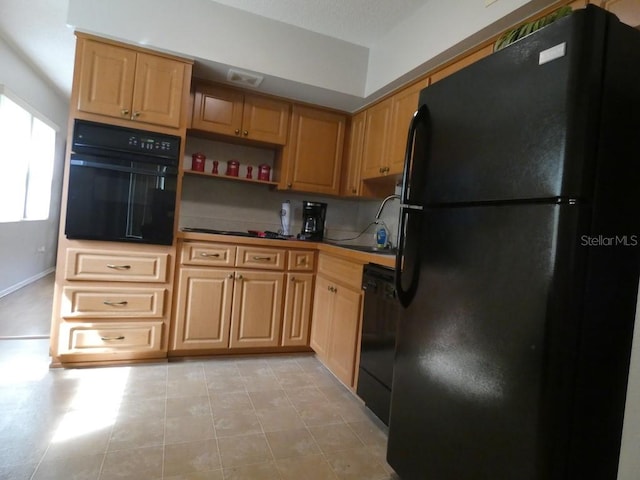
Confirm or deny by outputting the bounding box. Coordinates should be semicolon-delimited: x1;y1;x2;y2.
183;169;278;187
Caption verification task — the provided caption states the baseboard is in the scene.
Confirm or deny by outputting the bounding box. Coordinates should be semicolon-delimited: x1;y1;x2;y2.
0;267;55;299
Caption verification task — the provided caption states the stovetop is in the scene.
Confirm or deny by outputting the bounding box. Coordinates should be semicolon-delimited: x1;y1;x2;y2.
181;227;289;240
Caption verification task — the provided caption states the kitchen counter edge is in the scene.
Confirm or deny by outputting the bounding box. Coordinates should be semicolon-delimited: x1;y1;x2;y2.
177;231;396;269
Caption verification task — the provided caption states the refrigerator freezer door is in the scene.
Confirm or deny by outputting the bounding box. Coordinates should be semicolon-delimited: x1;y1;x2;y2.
418;7;608;205
387;203;585;479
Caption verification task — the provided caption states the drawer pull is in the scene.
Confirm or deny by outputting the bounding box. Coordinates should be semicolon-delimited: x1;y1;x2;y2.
199;252;221;258
101;335;125;341
252;256;272;261
103;300;129;307
106;264;131;270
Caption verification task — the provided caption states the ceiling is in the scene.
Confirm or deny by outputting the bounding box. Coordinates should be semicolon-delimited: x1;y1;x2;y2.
0;0;430;102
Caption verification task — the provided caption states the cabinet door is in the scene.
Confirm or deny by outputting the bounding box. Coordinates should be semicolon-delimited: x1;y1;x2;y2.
327;285;362;387
229;271;284;348
131;53;186;128
76;39;136;120
172;268;234;351
387;79;429;175
281;105;346;195
242;95;290;145
602;0;640;27
341;110;366;196
191;85;244;136
361;98;392;179
430;44;494;84
282;273;314;346
310;275;334;359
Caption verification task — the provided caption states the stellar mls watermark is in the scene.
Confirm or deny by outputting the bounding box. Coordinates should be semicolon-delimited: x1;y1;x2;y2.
580;235;638;247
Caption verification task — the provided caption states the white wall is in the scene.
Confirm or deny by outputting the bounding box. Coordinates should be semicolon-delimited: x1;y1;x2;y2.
0;37;68;296
67;0;368;98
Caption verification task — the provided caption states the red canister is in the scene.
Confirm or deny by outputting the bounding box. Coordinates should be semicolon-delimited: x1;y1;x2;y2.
226;160;240;177
191;152;206;172
258;164;271;181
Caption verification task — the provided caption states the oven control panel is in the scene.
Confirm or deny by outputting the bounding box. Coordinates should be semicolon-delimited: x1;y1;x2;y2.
72;119;181;163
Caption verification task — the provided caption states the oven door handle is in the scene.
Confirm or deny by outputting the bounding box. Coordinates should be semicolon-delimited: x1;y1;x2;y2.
70;159;177;176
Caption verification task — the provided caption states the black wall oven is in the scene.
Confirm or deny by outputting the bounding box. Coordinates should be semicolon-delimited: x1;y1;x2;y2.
65;120;180;245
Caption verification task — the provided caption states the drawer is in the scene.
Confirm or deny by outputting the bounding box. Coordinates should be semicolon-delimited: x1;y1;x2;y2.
65;249;169;282
61;286;166;319
288;250;316;272
317;253;363;290
181;243;237;266
236;246;285;270
59;321;164;354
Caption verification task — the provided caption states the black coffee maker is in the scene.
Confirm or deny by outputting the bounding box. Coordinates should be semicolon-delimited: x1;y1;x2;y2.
299;201;327;241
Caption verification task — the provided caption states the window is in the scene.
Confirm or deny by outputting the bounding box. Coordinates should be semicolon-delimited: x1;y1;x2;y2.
0;86;57;222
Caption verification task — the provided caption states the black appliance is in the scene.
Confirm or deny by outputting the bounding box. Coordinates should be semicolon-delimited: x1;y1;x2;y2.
299;201;327;241
358;264;400;426
389;6;640;480
65;120;180;245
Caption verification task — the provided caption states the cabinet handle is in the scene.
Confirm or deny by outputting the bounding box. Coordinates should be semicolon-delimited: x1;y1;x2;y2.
101;335;125;341
227;273;234;279
252;256;272;261
132;111;141;118
121;109;129;116
103;300;129;307
379;167;383;173
235;129;240;135
291;276;296;282
199;252;221;258
287;183;292;189
352;188;357;193
106;264;131;270
327;285;337;293
243;130;248;136
236;274;243;280
383;166;390;173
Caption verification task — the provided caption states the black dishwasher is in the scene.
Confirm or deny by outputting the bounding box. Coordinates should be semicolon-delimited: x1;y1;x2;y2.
357;264;400;425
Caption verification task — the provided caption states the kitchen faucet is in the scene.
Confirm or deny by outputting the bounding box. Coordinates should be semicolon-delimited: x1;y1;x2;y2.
375;194;400;220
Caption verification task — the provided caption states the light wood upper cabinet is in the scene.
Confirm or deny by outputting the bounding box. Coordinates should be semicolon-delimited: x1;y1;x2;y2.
360;78;430;181
600;0;640;27
430;45;494;84
341;111;366;196
280;105;346;195
191;84;290;145
361;98;392;180
387;79;430;175
282;273;314;347
229;271;284;348
172;267;234;351
75;37;188;129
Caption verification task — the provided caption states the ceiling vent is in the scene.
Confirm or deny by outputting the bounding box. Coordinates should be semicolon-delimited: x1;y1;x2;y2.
227;68;264;88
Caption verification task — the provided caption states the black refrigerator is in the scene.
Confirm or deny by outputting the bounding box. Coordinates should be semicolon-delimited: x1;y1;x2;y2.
388;5;640;480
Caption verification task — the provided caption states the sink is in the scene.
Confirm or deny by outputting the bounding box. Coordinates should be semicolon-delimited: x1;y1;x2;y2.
328;243;397;255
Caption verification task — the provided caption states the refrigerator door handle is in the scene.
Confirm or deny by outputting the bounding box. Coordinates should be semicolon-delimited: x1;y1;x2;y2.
399;104;428;206
395;104;428;308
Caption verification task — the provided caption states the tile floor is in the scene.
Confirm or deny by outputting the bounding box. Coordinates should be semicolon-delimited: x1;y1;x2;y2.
0;279;399;480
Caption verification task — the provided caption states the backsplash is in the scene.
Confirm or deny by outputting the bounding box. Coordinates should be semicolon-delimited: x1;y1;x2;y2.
180;138;400;246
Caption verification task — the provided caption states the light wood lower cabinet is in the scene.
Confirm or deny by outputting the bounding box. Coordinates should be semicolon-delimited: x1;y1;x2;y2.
172;267;234;350
52;243;174;365
282;273;314;346
171;242;315;353
310;254;363;388
229;271;284;348
60;321;164;358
